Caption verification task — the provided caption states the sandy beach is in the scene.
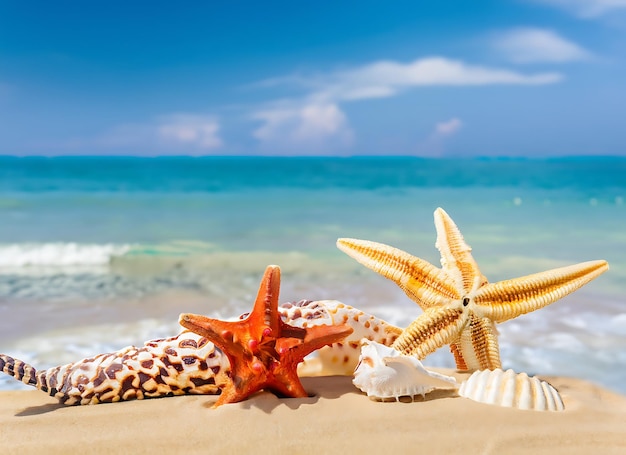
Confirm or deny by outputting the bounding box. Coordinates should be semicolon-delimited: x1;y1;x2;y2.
1;370;625;454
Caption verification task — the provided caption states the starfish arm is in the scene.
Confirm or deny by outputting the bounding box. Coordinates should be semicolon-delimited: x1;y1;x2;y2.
268;368;308;398
285;324;354;364
392;307;469;360
337;238;459;309
179;314;246;358
449;339;468;371
450;316;501;371
434;208;488;293
214;386;240;408
265;324;353;400
213;368;266;407
248;265;282;339
474;260;609;323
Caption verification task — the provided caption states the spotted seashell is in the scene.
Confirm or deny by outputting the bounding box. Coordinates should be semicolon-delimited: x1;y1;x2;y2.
458;368;565;411
1;300;402;405
352;340;457;401
282;300;403;375
0;331;231;405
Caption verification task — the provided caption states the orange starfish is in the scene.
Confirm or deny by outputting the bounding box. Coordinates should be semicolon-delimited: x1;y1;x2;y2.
179;265;353;407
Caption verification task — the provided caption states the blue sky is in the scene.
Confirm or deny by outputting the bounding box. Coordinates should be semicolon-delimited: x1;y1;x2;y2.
1;0;626;157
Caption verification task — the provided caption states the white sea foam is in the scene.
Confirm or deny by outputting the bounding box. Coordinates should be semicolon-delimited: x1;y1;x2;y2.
0;243;131;268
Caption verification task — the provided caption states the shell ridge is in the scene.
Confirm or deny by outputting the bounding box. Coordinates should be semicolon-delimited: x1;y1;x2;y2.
458;368;565;412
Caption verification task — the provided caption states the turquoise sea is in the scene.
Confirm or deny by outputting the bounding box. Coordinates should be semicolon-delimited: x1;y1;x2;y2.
0;156;625;393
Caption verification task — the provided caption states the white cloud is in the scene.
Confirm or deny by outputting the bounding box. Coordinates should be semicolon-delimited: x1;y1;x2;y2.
530;0;626;18
260;57;562;104
414;118;464;157
252;101;353;153
495;28;590;63
435;118;463;136
249;57;561;152
157;114;222;149
339;58;561;98
48;114;223;155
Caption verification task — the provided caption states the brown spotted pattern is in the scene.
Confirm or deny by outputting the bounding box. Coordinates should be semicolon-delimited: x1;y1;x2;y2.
0;300;401;405
283;300;403;375
0;331;230;405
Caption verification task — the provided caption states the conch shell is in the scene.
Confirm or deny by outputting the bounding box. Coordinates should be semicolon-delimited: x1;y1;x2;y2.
352;340;457;401
458;368;565;411
282;300;403;375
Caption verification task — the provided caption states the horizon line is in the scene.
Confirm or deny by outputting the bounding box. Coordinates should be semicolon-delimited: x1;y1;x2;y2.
1;154;625;160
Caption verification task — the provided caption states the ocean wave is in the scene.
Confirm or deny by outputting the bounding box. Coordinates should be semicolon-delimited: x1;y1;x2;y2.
0;243;131;268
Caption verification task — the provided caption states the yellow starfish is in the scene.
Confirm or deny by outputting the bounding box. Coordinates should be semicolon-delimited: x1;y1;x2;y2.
337;207;609;371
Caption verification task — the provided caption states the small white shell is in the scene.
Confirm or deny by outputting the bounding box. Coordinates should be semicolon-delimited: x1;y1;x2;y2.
458;369;565;411
353;340;457;401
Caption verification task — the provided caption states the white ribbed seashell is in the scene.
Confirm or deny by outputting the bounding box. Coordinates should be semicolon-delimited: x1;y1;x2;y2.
353;340;457;401
458;368;564;411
